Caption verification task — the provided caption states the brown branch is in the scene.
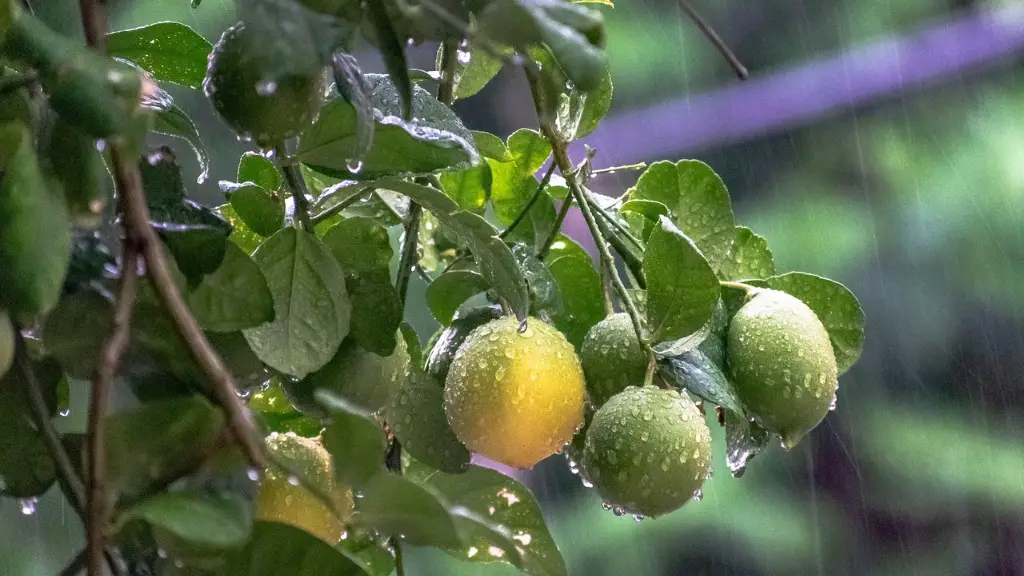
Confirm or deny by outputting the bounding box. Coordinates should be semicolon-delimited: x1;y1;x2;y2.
86;246;139;576
76;0;264;474
677;0;748;80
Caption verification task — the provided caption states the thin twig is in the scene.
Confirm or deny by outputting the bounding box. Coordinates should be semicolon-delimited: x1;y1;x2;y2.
437;39;460;106
500;163;557;240
592;162;648;175
395;204;422;311
77;0;264;472
593;214;646;289
86;246;139;576
310;187;371;225
586;192;644;250
536;193;575;261
278;147;314;231
677;0;748;80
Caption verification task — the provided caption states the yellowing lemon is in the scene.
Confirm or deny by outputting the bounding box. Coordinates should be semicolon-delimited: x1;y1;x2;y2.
255;432;352;544
443;316;585;469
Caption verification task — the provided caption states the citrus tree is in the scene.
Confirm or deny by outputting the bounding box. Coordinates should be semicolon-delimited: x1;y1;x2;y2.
0;0;866;574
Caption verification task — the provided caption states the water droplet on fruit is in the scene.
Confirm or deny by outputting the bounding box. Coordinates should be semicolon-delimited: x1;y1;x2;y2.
247;467;260;482
692;488;704;502
287;475;300;486
256;80;277;95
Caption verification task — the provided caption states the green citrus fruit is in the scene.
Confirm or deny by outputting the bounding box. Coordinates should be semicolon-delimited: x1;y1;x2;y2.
579;313;647;407
444;316;585;469
582;386;711;518
256;432;353;544
203;22;326;145
726;288;838;449
0;310;13;380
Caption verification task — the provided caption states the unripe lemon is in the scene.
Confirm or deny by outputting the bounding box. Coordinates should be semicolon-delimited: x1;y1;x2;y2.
203;23;326;145
582;386;711;517
727;289;838;449
579;313;646;407
443;316;585;469
0;310;13;380
255;432;353;544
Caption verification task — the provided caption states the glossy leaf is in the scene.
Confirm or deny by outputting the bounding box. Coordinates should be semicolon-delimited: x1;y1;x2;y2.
660;350;744;414
223;182;284;238
120;490;252;549
189;243;274;332
214;521;365;576
719;226;776;281
249;377;322;437
242;228;351;378
355;472;462;549
546;240;604;348
724;409;770;478
237;152;282;192
152;104;211;185
365;0;412;119
331;52;375;163
643;217;721;343
42;288;112;379
427;270;490;326
452;44;507;100
108;21;212;89
289;337;410;415
318;391;387;489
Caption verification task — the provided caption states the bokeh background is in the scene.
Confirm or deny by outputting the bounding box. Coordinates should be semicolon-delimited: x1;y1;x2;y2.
3;0;1024;574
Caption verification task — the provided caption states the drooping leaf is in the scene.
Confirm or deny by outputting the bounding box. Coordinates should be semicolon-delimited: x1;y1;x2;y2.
407;462;568;576
660;350;744;414
451;43;508;100
151;104;211;185
386;370;471;473
288;337;410;415
755;272;865;375
724;409;770;478
426;270;490;326
237;151;282;192
377;179;530;321
0;357;63;497
546;238;603;348
719;226;776;281
222;182;285;238
213;521;365;576
317;391;387;489
107;21;212;89
643;217;720;343
242;228;351;378
119;490;252;550
249;377;322;437
106;396;225;500
330;52;375;163
365;0;412;119
0;122;70;315
189;243;274;332
355;472;463;549
629;160;735;273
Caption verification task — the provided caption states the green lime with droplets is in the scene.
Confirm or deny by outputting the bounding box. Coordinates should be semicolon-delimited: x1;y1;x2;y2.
726;288;838;449
579;313;647;407
582;386;711;517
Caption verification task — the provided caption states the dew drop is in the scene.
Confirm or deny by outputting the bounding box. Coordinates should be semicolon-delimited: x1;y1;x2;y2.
287;475;300;486
20;497;38;515
59;408;70;417
346;158;364;173
456;40;472;65
247;467;261;482
256;79;278;95
692;488;704;502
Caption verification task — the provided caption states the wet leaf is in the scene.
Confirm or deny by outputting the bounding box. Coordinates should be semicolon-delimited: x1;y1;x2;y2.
660;350;744;414
427;270;490;326
643;217;720;342
318;391;387;489
108;21;212;89
215;521;365;576
719;226;776;281
189;243;274;332
120;490;252;549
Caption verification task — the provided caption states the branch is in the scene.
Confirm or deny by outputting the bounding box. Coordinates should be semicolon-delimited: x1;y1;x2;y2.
77;0;264;472
395;204;422;311
535;192;574;261
500;163;556;240
86;246;139;576
278;147;314;231
677;0;747;80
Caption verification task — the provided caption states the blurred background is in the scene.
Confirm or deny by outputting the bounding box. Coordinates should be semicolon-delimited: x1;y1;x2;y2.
3;0;1024;574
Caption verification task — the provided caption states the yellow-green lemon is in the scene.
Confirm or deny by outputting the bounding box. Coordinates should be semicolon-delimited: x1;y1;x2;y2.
0;310;13;380
726;289;838;449
582;386;711;517
255;432;352;544
579;313;647;407
203;22;326;145
444;316;585;469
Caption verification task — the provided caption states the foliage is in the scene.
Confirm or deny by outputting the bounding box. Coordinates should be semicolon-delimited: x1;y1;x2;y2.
0;1;866;575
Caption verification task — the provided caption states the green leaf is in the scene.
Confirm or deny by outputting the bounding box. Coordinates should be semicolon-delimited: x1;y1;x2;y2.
218;203;264;256
223;182;284;238
189;243;274;332
242;228;351;378
488;159;537;225
214;521;365;576
289;336;410;415
120;490;252;549
399;322;422;368
555;58;612;140
237;152;282;192
107;21;212;89
629;160;735;273
724;409;770;478
356;472;462;548
508;129;552;174
151;104;211;186
338;535;395;576
546;245;603;348
42;288;112;379
0;358;63;497
618;199;668;242
643;217;720;342
106;396;225;500
317;391;387;488
330;52;375;164
452;44;507;100
322;217;394;272
365;1;412;119
757;272;865;375
408;463;568;576
425;305;503;383
249;377;322;437
427;270;490;325
440;164;491;213
386;370;471;473
719;226;776;281
660;350;744;414
0;122;70;315
45;116;109;228
299;75;478;179
378;179;530;321
473;130;514;162
513;244;562;317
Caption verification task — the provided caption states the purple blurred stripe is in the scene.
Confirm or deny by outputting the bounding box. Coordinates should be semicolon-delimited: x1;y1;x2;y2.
575;5;1024;163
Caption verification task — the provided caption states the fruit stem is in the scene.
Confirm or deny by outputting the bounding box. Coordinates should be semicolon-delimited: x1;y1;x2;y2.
720;280;759;298
535;189;576;261
277;144;314;231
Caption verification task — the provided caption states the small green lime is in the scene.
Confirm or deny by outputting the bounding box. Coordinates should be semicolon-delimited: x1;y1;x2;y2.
444;316;585;469
256;432;352;544
726;289;838;449
203;22;326;145
579;313;647;407
582;386;711;517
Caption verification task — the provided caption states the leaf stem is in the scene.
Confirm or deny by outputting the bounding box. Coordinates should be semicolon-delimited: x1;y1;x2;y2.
310;186;371;226
396;203;422;311
590;206;646;289
500;163;556;240
535;193;575;261
277;145;314;231
677;0;748;80
720;280;759;296
592;162;648;175
86;245;139;576
77;0;264;478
